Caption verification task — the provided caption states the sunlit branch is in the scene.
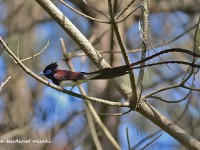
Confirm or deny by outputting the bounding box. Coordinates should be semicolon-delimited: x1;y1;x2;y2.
108;0;138;109
59;0;110;24
136;0;149;109
0;76;11;92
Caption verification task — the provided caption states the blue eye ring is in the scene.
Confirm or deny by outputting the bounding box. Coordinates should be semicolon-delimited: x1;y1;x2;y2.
46;70;51;74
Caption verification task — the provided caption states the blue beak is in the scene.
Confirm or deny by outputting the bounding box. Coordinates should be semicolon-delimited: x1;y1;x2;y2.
39;72;45;75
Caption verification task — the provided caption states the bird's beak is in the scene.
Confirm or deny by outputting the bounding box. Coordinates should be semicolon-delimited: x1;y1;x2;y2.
39;72;45;75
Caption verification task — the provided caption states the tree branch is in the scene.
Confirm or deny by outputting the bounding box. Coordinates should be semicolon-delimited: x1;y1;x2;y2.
0;37;128;107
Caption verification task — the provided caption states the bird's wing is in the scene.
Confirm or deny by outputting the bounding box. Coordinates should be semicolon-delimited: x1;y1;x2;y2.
54;70;100;87
54;70;85;81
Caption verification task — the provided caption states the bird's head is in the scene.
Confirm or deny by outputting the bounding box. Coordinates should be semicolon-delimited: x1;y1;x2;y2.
39;62;58;79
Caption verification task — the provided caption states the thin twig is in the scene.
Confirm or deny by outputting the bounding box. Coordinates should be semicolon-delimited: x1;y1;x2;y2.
126;127;131;150
0;76;11;92
130;48;200;67
174;95;192;123
82;0;110;19
140;133;162;150
133;60;200;69
139;18;196;91
153;23;198;49
16;40;20;58
132;130;162;149
21;40;49;62
59;0;110;24
100;109;132;116
144;81;187;99
108;0;138;109
116;2;143;23
182;85;200;91
148;90;191;103
115;0;137;20
63;23;198;59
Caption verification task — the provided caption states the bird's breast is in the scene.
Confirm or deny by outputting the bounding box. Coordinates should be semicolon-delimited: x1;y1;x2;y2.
59;79;88;87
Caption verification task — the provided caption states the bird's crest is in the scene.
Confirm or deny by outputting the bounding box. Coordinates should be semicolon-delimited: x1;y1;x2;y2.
44;62;58;71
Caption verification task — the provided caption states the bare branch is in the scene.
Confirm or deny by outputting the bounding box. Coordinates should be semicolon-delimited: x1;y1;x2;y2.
132;130;162;149
0;36;129;107
140;133;162;150
0;76;11;92
108;0;138;108
136;0;149;105
126;127;131;150
148;90;191;103
115;0;137;20
20;40;49;62
59;0;110;24
82;0;110;19
116;2;143;23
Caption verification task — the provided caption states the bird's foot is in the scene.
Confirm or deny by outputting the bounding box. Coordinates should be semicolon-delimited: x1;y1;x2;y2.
69;86;75;91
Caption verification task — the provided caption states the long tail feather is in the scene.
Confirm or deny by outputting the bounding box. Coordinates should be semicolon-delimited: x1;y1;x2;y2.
85;48;200;80
85;65;131;79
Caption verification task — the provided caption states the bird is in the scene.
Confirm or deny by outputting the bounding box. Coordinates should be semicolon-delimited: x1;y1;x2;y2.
39;62;134;88
38;48;200;88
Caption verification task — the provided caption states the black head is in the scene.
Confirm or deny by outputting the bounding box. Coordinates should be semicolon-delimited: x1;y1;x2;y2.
39;62;58;79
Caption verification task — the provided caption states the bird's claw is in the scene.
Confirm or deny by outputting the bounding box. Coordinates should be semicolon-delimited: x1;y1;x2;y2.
69;86;75;91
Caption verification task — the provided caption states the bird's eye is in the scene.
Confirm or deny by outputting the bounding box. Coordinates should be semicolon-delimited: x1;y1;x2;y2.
46;70;51;74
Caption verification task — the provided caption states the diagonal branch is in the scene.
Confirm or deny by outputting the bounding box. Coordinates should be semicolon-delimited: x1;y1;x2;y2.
59;0;110;24
108;0;138;109
0;76;11;92
0;37;128;107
